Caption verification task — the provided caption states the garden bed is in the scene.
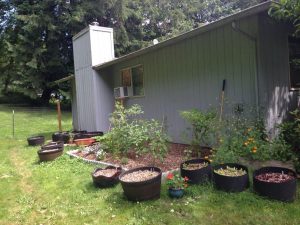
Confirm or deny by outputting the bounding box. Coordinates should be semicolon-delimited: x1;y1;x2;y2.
67;143;187;172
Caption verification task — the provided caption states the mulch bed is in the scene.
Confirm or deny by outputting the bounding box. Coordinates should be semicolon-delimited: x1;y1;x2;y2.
73;143;188;172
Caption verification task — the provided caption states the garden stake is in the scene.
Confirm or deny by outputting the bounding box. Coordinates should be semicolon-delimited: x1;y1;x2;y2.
219;79;226;121
12;110;15;138
57;100;62;132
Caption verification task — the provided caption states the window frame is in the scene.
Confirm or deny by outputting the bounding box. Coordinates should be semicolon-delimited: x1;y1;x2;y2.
120;64;145;98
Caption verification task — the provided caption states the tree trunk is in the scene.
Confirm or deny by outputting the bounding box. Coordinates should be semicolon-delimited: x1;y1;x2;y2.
40;88;52;105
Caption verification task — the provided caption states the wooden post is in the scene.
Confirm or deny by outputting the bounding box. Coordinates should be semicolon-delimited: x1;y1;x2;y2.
57;100;62;132
12;110;15;138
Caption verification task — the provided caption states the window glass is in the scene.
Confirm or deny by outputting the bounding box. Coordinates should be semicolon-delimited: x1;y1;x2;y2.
131;65;144;96
289;37;300;89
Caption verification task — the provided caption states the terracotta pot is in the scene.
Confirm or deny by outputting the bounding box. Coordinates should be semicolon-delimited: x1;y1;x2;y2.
119;166;162;201
74;138;96;146
253;166;297;202
27;136;45;146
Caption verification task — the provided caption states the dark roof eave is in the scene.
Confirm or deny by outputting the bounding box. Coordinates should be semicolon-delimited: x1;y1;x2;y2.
93;0;276;71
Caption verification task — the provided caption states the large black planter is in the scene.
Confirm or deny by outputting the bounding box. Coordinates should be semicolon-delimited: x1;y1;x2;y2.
180;158;212;184
253;166;297;202
92;166;122;188
119;166;162;201
52;132;70;143
27;135;45;146
213;163;249;193
72;130;87;140
41;141;64;151
38;148;63;162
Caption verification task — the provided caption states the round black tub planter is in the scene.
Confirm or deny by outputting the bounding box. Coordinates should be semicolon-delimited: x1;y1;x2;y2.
82;131;104;138
119;166;162;201
38;148;63;162
92;166;123;188
213;163;249;193
27;136;45;146
41;141;64;151
52;132;70;143
253;166;297;202
180;158;212;184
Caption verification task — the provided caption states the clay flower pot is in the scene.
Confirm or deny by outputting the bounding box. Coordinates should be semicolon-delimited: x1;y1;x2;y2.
74;138;96;146
253;166;297;202
119;166;162;201
27;135;45;146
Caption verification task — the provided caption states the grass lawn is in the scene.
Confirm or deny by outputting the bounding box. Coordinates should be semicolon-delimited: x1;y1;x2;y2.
0;105;300;225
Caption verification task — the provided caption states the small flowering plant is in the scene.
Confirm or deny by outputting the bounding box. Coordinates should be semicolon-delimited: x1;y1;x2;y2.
166;173;189;190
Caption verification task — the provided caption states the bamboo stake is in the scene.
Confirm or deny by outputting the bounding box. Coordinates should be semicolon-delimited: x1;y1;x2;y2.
57;100;62;132
219;79;226;122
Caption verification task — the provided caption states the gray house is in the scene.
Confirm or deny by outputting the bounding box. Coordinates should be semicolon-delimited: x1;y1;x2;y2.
70;1;299;143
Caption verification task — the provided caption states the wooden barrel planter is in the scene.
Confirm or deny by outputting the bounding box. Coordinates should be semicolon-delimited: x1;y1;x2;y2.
253;166;297;202
119;166;162;201
41;141;64;151
38;148;63;162
82;131;104;138
213;163;249;193
27;135;45;146
180;158;212;184
52;132;70;143
92;166;122;188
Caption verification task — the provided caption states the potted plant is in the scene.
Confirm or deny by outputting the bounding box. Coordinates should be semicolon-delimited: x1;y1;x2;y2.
253;166;297;202
92;166;122;188
119;166;162;201
213;163;249;192
27;135;45;146
180;109;217;158
166;172;189;198
180;158;211;184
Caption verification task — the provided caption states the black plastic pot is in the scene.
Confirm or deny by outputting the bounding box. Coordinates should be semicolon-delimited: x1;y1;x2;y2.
72;130;87;140
253;166;297;202
38;148;63;162
27;135;45;146
180;158;212;184
82;131;103;138
119;166;162;201
52;132;70;143
213;163;249;193
92;166;122;188
41;141;64;151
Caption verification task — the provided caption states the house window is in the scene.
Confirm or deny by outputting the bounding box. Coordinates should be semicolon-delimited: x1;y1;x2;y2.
121;65;144;96
289;36;300;89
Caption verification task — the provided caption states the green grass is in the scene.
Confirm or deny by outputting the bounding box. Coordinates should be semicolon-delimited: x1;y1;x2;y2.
0;104;300;225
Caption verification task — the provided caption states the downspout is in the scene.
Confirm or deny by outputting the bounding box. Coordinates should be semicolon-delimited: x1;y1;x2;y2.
231;21;260;117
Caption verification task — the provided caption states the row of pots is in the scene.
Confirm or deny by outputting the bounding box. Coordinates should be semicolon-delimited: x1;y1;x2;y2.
27;130;103;146
91;159;297;202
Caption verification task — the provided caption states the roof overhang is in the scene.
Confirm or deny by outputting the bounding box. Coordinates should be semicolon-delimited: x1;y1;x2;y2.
49;74;75;87
93;0;277;71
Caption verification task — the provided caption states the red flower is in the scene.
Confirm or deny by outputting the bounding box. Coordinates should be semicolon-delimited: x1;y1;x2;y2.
184;176;189;182
167;173;174;180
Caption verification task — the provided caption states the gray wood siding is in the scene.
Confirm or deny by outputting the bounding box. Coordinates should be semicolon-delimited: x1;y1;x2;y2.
257;13;297;136
107;15;259;142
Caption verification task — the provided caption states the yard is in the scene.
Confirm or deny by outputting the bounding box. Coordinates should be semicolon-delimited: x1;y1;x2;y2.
0;105;300;225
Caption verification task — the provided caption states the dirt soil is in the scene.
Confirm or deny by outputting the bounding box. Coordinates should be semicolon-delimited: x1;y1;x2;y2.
74;143;189;172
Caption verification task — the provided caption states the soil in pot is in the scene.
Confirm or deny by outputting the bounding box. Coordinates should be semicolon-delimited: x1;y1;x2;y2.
213;163;249;193
119;166;162;201
253;166;297;202
38;148;63;162
92;166;122;188
27;136;45;146
180;159;211;184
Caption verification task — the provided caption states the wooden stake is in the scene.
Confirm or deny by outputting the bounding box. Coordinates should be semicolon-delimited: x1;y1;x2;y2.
12;110;15;138
57;100;62;132
219;79;226;122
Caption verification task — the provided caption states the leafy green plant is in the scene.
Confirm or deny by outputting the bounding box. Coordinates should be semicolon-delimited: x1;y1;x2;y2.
96;102;169;162
180;108;218;157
